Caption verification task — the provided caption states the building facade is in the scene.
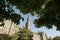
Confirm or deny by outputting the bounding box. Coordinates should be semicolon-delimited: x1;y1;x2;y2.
0;20;19;35
32;33;41;40
0;15;48;40
25;15;48;40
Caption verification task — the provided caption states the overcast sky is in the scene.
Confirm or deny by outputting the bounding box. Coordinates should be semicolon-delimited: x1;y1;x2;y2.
13;6;60;38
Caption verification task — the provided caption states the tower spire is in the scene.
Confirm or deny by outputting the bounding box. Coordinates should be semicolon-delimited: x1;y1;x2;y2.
26;15;30;30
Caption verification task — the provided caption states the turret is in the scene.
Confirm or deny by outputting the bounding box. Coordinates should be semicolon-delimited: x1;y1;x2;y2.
26;15;30;30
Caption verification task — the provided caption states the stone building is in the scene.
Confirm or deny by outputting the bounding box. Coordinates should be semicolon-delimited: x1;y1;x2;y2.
25;15;48;40
0;15;48;40
0;20;19;35
32;33;41;40
31;32;47;40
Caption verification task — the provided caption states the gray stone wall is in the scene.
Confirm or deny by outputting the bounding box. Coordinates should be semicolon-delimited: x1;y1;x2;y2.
0;20;19;35
32;33;47;40
32;33;41;40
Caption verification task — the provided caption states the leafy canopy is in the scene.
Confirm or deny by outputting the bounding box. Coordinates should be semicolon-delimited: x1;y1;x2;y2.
11;28;33;40
53;36;60;40
7;0;60;30
0;0;60;30
0;0;23;25
34;0;60;30
7;0;46;15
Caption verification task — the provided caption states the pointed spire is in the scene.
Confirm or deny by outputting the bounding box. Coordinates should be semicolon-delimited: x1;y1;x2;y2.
26;15;30;30
27;15;30;21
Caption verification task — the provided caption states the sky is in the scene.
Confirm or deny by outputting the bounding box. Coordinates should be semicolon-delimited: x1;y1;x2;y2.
13;6;60;38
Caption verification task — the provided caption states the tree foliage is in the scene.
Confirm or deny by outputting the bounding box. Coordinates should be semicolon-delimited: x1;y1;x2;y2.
34;0;60;30
0;0;60;30
0;34;11;40
0;0;23;26
7;0;47;15
6;0;60;30
53;36;60;40
11;28;33;40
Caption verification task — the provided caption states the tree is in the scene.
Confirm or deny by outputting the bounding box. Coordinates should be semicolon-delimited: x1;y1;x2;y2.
0;0;24;35
6;0;60;30
0;0;22;24
7;0;46;15
53;36;60;40
34;0;60;30
11;28;33;40
0;34;11;40
0;0;60;30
